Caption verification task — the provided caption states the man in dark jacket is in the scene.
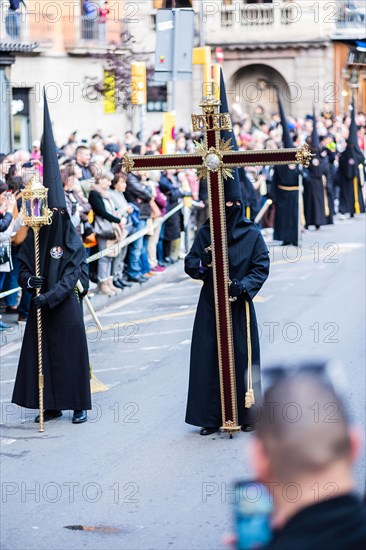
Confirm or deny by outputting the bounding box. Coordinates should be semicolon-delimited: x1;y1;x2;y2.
75;145;93;181
252;364;366;549
124;170;152;282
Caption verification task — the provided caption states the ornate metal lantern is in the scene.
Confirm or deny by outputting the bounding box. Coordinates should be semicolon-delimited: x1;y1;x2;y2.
21;172;53;228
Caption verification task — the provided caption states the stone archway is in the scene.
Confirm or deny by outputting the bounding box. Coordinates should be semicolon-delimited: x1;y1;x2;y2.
228;63;292;120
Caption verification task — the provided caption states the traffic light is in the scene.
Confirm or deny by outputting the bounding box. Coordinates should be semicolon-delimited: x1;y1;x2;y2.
192;46;212;96
131;62;147;105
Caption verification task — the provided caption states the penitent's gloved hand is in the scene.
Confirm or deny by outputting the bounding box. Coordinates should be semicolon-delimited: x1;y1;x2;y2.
201;248;212;267
28;276;45;289
32;295;48;309
229;279;244;298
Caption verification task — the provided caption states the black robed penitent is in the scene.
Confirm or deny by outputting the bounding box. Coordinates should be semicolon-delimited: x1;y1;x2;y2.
337;99;365;216
303;108;328;228
272;91;300;245
184;71;270;428
12;93;91;411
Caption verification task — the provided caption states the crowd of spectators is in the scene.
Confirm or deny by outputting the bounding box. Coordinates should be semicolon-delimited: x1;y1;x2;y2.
1;104;365;329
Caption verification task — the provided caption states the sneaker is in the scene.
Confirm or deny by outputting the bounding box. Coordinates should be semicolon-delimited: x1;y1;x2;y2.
151;265;166;273
98;281;115;296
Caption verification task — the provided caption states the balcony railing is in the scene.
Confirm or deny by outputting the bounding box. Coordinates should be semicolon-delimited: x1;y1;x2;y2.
199;1;344;44
63;16;125;51
336;0;365;27
0;1;126;54
0;5;54;47
217;2;324;29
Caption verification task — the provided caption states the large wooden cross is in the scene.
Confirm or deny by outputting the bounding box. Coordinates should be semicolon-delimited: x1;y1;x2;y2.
122;96;311;435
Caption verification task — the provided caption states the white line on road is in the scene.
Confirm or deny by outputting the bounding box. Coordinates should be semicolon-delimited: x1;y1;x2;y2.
93;366;133;373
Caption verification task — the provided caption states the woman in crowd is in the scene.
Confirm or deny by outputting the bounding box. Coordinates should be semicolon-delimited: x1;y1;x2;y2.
88;170;123;296
108;170;133;289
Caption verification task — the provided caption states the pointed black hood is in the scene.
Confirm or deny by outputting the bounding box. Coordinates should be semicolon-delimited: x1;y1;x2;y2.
311;106;321;151
348;97;360;149
42;89;66;209
276;88;293;149
219;69;242;203
339;97;365;178
273;88;299;184
219;69;259;220
18;91;86;290
308;107;327;178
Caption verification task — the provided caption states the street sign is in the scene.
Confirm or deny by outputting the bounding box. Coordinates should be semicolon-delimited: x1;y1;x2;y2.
154;8;195;82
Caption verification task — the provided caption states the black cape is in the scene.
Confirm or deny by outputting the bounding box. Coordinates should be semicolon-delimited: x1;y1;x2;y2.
185;204;269;428
266;494;366;550
12;211;91;411
272;165;300;245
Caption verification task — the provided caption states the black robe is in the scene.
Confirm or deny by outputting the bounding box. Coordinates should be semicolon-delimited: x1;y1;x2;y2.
323;148;336;224
272;166;299;245
303;158;328;227
185;210;269;428
12;213;91;411
337;156;366;216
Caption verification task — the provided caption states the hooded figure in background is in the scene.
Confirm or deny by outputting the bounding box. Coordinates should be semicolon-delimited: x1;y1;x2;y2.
218;70;260;222
303;108;328;229
184;71;270;435
12;92;91;424
272;90;300;245
337;99;365;216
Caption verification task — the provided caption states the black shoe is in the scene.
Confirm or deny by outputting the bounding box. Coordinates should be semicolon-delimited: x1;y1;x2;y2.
241;424;256;433
127;275;147;283
119;279;133;288
112;279;125;290
200;427;220;436
35;410;62;423
72;410;87;424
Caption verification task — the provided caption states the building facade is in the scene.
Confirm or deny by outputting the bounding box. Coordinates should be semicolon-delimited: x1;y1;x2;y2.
0;0;365;151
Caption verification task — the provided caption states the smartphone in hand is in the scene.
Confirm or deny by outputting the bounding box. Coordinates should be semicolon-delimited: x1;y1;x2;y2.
232;481;273;550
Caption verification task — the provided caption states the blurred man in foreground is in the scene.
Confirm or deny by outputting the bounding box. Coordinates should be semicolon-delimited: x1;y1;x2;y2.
252;365;366;549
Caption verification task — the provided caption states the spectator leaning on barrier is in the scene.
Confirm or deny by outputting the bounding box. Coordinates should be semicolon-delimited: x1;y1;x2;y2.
0;183;20;330
89;170;123;296
124;168;153;283
159;170;188;264
108;171;134;290
2;178;27;314
147;176;167;273
0;182;17;285
252;363;366;549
